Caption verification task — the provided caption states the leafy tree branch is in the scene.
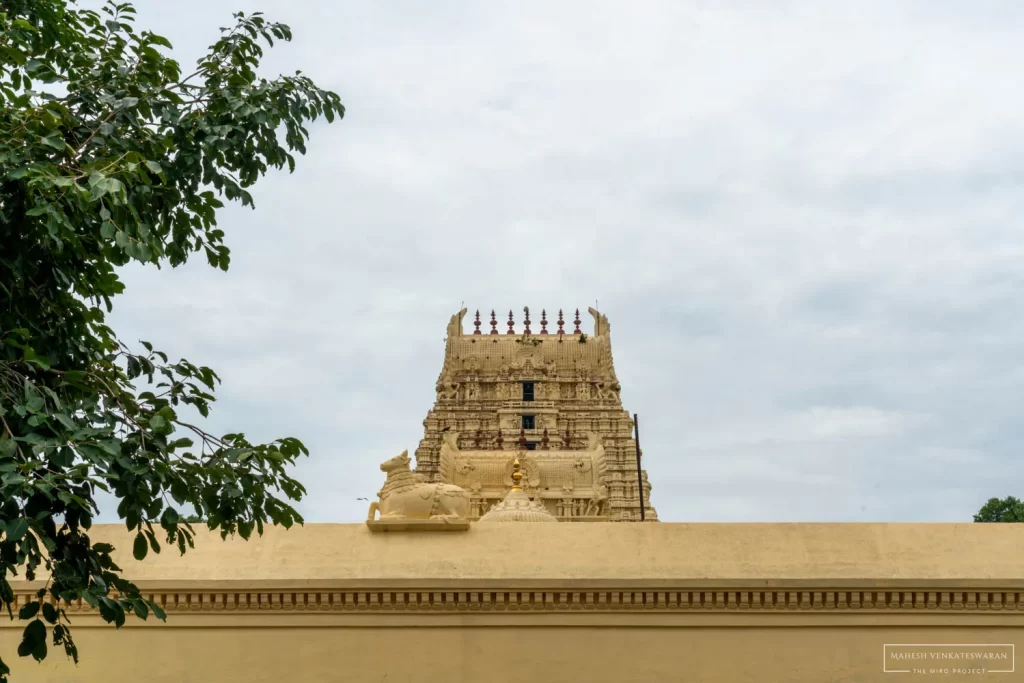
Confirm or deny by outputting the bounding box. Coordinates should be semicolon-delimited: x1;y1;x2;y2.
0;1;344;679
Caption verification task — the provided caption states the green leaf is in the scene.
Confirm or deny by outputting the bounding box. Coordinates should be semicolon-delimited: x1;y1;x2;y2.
7;518;29;542
131;598;149;620
41;603;58;624
160;507;179;526
41;133;65;150
144;160;162;174
20;619;47;662
144;528;160;554
18;601;39;619
147;599;167;621
133;532;148;560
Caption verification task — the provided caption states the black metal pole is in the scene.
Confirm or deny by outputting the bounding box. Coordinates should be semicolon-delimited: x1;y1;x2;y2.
633;413;645;521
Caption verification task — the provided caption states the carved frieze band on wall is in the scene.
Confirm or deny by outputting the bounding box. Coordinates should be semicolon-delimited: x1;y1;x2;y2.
7;589;1024;614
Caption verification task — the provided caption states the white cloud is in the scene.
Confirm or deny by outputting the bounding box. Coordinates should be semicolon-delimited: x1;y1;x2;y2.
681;406;921;450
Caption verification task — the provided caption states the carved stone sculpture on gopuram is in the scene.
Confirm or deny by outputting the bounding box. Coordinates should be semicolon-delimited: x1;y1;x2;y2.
397;305;657;522
366;450;471;531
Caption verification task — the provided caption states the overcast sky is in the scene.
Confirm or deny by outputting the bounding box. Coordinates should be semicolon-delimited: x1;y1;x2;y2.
90;0;1024;523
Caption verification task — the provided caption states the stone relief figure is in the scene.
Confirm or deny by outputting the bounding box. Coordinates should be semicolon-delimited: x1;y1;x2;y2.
504;453;540;490
584;484;609;517
588;307;610;338
436;367;459;401
587;432;608;484
439;429;460;481
577;382;591;401
366;451;470;522
446;308;468;339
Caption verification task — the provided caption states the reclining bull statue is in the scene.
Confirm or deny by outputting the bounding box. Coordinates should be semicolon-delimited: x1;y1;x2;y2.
366;450;470;522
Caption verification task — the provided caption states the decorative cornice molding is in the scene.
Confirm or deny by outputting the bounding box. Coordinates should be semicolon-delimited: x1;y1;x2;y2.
7;587;1024;616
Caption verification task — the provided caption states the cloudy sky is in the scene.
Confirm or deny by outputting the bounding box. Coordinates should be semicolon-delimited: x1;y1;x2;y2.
91;0;1024;523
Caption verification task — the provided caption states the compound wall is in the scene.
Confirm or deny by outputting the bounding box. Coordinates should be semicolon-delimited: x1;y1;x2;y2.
3;523;1023;682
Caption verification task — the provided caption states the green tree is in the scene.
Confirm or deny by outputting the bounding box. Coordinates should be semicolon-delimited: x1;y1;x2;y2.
973;496;1024;523
0;1;343;678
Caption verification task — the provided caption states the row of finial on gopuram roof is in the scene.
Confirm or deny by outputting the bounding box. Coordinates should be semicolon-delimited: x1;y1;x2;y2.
464;425;566;450
468;308;584;335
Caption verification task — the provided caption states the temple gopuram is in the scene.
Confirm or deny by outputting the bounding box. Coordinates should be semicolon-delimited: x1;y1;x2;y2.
5;306;1024;683
412;306;655;522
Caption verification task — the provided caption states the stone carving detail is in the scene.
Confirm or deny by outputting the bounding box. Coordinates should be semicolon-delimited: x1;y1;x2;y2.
19;587;1022;613
436;368;459;401
585;484;608;516
588;307;610;337
446;308;468;339
594;380;618;401
427;427;611;519
504;453;540;490
367;451;469;522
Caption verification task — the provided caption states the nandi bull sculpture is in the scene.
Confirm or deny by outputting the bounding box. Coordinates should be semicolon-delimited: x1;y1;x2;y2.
366;450;470;523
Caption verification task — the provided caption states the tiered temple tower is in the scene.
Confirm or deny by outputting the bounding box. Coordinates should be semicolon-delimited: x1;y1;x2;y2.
413;306;657;522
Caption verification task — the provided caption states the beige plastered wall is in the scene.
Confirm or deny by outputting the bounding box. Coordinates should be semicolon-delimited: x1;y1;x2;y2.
3;523;1023;683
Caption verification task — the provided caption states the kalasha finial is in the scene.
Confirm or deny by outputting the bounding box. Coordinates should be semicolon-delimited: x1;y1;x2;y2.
507;310;515;335
495;428;504;450
540;427;550;450
517;428;527;450
523;307;532;334
557;309;565;334
510;455;523;492
490;310;499;335
473;310;482;335
539;309;548;334
573;308;582;334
